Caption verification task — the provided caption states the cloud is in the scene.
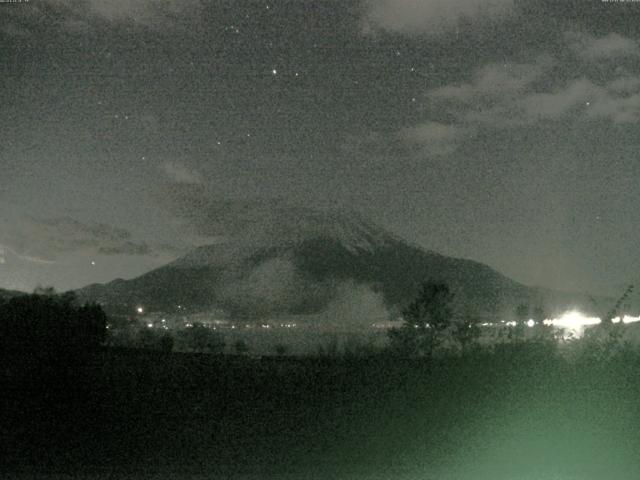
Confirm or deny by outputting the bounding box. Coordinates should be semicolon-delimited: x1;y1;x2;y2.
50;0;202;25
399;121;473;156
402;37;640;152
161;162;204;184
566;31;640;61
316;281;391;330
363;0;515;34
215;254;391;325
0;0;202;36
0;244;55;265
216;256;336;319
156;186;324;243
518;79;597;120
431;56;555;103
0;215;172;261
219;258;303;315
398;31;640;153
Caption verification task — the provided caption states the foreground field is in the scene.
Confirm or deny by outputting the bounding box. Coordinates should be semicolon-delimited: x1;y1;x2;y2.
3;344;640;479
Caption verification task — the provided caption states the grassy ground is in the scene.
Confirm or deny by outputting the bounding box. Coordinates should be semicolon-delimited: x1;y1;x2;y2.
3;343;640;479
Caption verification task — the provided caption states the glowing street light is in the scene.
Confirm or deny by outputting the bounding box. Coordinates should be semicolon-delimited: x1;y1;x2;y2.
550;311;601;338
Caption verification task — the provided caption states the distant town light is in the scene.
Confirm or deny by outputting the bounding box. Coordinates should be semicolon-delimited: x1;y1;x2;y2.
548;311;601;339
136;306;144;314
527;319;535;328
623;315;640;324
552;311;600;330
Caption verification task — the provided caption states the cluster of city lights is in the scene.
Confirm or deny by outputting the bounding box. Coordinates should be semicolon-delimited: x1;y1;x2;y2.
133;303;640;339
477;311;640;339
522;311;640;338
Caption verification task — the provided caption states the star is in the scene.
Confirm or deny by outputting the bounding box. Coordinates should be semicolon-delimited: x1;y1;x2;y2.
272;68;277;75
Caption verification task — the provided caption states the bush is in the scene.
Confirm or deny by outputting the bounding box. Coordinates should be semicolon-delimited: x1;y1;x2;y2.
175;322;225;353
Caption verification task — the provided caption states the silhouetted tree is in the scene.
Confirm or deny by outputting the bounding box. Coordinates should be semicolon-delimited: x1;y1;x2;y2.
33;285;57;297
388;282;454;357
137;327;160;350
510;303;530;342
515;303;529;323
456;315;481;353
532;305;546;322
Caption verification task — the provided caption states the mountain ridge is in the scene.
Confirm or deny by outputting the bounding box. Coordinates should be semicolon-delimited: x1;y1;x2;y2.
76;207;609;321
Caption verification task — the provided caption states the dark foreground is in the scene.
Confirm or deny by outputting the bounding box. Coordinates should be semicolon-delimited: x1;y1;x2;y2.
3;344;640;480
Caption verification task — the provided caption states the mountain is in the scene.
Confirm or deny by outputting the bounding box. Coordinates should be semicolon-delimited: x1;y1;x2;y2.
0;288;26;300
77;207;607;322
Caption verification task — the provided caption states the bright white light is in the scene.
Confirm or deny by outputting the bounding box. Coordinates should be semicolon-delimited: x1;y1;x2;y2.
623;315;640;324
527;319;535;328
552;311;601;330
549;311;601;338
506;321;517;327
136;306;144;314
147;323;153;328
612;316;622;324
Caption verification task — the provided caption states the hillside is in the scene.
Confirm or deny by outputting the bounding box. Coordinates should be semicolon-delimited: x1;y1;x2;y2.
0;288;25;301
77;207;607;321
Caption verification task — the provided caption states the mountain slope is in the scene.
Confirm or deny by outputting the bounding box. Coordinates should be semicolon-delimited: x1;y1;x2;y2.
0;288;26;300
77;208;606;321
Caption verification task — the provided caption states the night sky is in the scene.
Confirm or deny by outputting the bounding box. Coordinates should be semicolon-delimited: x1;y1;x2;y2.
2;0;640;295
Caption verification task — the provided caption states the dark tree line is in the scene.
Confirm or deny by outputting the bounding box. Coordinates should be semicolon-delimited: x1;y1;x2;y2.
0;291;107;359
